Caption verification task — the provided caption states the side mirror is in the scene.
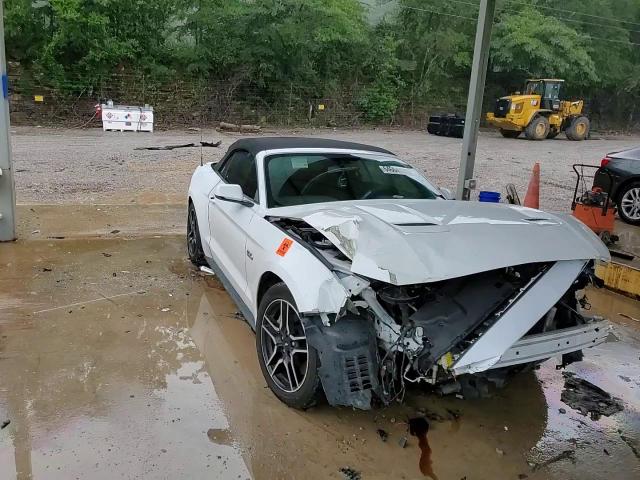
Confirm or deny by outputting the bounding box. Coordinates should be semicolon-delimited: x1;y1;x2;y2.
213;183;253;207
440;187;455;200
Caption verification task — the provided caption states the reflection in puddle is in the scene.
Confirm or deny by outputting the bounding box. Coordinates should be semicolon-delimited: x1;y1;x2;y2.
0;238;252;479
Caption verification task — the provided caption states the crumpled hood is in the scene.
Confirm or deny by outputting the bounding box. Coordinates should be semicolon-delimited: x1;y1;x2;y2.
270;200;610;285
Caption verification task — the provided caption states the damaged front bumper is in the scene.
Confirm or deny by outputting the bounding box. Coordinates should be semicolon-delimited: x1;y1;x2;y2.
269;212;612;410
488;319;609;371
299;259;611;409
451;259;587;374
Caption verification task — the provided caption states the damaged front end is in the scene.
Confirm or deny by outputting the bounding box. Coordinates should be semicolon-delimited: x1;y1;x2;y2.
270;215;610;409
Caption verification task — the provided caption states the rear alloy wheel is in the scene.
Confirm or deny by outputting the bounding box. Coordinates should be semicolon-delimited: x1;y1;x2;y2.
618;182;640;225
500;129;521;138
566;116;590;141
187;202;206;266
256;283;322;409
525;116;550;140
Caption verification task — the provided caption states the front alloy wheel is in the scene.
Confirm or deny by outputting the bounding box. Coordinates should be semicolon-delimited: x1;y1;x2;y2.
256;282;322;409
260;298;309;393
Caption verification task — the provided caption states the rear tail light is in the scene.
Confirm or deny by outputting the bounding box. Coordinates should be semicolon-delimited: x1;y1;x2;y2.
601;156;612;167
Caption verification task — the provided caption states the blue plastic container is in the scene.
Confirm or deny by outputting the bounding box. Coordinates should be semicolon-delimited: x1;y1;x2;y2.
478;191;501;203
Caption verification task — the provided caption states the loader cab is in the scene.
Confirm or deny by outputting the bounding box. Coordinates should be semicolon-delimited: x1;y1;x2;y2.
525;79;563;111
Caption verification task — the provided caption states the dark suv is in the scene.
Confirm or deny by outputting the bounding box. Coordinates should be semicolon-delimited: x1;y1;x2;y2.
594;146;640;225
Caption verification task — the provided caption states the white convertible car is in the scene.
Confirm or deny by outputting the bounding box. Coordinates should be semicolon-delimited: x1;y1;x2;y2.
187;137;610;409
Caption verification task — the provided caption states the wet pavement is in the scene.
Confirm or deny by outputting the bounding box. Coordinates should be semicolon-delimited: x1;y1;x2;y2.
1;209;639;479
15;204;184;239
613;219;640;268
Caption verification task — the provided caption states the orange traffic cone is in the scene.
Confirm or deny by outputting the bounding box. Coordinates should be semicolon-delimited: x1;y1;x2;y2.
523;163;540;209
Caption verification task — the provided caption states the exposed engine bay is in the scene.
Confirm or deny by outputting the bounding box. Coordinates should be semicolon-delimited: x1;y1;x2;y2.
272;216;610;409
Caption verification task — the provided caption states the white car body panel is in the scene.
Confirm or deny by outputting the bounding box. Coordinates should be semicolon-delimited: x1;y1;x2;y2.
188;164;220;259
188;142;611;403
244;213;350;321
268;200;609;285
208;199;256;307
189;156;351;324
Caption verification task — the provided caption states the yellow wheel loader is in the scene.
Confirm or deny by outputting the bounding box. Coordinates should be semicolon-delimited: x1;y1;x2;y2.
486;79;589;141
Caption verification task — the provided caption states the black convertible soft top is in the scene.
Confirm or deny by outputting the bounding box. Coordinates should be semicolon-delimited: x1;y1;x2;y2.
226;137;395;156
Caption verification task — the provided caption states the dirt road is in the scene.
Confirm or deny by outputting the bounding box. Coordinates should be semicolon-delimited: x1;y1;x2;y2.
10;127;640;211
1;206;639;479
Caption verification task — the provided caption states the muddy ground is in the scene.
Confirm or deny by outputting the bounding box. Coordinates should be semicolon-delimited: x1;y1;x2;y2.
1;220;639;480
9;126;640;211
1;127;640;479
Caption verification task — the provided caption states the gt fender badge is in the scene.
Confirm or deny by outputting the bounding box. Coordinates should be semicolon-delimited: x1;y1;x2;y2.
276;238;293;257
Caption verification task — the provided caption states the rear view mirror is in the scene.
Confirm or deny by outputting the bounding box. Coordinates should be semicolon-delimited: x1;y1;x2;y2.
213;183;253;207
440;187;455;200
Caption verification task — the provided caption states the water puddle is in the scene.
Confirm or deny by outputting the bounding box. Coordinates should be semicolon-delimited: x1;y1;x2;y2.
1;234;638;479
207;428;234;446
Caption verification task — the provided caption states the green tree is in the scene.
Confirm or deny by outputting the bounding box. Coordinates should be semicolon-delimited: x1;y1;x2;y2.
3;0;640;128
358;23;403;121
490;7;598;86
6;0;177;87
4;0;52;64
393;0;474;104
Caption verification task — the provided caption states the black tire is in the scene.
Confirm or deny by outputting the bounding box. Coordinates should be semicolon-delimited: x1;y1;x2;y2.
547;129;560;139
500;129;521;138
256;282;323;409
617;181;640;225
566;116;590;141
187;201;206;266
525;116;550;140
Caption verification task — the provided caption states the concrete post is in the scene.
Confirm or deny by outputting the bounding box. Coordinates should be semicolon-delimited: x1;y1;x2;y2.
0;0;16;241
456;0;496;200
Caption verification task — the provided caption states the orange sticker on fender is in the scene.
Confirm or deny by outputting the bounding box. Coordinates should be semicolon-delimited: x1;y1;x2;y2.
276;238;294;257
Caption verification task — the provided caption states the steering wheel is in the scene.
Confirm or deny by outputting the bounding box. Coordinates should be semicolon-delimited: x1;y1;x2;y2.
300;167;356;196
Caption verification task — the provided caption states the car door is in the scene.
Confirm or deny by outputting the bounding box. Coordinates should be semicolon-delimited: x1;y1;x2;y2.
208;149;259;304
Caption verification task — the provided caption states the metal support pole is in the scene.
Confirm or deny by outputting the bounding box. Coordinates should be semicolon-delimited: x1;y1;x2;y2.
456;0;496;200
0;0;16;241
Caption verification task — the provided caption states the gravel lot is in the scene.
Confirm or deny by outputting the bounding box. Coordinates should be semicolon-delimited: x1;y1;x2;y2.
11;126;640;212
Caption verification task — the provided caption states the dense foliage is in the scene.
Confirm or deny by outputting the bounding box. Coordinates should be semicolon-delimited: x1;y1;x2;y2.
4;0;640;127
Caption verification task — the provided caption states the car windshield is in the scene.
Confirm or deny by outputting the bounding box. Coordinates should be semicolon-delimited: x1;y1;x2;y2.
264;153;440;207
